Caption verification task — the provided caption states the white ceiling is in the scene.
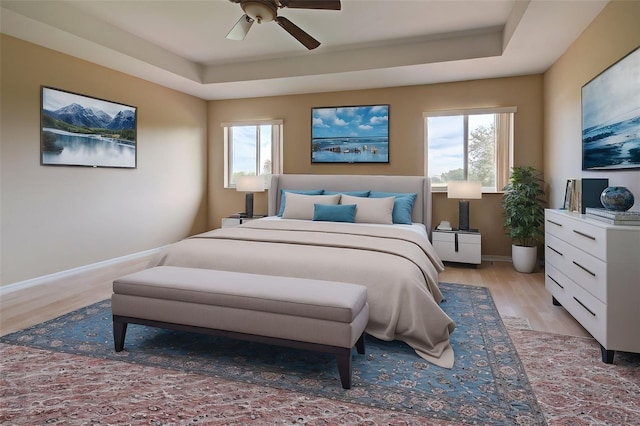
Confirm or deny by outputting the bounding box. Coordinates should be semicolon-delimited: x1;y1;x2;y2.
1;0;608;100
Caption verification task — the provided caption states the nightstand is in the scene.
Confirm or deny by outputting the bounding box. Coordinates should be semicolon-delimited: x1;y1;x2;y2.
221;216;264;228
432;229;481;265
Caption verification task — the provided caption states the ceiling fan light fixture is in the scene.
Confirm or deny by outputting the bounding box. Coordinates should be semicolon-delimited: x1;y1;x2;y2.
241;1;277;24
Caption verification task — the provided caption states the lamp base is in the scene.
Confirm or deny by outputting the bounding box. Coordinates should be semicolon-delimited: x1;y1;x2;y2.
458;200;470;231
245;192;254;218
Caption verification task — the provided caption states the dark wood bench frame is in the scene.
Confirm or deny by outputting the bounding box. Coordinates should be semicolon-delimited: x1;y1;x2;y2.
113;315;366;389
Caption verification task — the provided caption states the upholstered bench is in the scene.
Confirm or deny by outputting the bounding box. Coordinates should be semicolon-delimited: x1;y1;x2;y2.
111;266;369;389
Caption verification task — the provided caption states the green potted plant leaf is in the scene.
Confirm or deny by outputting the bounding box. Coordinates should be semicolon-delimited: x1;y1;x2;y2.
502;166;546;273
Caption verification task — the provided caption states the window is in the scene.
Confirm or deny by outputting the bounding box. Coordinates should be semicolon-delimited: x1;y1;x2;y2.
424;107;515;192
222;120;283;188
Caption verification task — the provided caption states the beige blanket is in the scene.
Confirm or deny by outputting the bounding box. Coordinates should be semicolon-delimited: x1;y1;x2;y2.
151;219;456;368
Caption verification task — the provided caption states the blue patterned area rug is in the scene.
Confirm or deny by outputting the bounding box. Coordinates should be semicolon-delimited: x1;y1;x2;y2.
1;282;546;425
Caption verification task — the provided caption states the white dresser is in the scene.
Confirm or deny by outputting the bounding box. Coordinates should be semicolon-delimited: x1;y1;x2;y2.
432;229;481;265
544;209;640;363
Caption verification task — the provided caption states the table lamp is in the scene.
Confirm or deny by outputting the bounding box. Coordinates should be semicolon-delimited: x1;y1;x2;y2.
236;175;265;218
447;181;482;231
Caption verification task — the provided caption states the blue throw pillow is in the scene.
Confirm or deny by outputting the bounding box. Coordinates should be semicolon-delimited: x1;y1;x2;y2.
323;190;371;197
312;203;356;223
368;191;417;225
277;189;324;216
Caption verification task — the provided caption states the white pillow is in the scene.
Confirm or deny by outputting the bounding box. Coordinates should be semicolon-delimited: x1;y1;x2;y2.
341;194;395;224
282;193;341;220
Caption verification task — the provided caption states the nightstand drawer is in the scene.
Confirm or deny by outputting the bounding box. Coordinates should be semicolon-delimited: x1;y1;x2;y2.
432;231;481;265
432;232;481;245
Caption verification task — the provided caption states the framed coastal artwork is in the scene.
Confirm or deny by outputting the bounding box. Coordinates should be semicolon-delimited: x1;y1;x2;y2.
311;104;389;163
41;86;137;168
582;47;640;170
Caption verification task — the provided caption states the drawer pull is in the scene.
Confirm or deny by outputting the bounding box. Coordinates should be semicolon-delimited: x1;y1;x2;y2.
547;275;564;289
573;296;596;317
573;230;596;241
572;261;596;277
547;245;563;256
547;219;563;227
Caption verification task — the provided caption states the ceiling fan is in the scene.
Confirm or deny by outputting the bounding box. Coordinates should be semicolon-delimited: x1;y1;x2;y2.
226;0;341;50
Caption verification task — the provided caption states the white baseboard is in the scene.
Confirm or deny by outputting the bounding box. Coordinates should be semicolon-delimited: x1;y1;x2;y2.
481;255;511;262
0;246;167;296
481;255;545;266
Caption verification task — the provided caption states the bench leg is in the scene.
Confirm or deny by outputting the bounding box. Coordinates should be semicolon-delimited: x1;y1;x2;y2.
355;332;365;354
113;317;128;352
335;348;352;389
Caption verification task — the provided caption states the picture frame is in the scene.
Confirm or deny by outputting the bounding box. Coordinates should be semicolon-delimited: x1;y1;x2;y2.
41;86;137;168
581;47;640;170
311;104;389;163
563;179;573;210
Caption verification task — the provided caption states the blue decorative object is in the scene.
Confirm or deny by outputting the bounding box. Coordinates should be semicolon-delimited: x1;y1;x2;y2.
600;186;635;211
312;203;356;222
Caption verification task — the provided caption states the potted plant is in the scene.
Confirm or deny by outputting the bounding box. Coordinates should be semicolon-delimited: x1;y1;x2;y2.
502;166;546;273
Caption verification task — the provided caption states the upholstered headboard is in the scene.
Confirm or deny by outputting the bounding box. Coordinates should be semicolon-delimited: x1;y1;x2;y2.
268;174;432;231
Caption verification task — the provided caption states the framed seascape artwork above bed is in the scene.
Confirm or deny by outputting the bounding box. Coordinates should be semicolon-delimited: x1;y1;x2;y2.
311;104;389;164
582;47;640;170
41;86;137;169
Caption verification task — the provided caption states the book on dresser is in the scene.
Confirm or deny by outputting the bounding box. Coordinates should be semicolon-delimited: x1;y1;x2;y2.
585;208;640;225
586;215;640;225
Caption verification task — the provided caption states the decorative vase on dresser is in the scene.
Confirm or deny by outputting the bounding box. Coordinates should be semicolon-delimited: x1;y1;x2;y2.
544;209;640;363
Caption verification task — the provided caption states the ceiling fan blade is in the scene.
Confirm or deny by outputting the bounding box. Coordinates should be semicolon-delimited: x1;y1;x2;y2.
226;14;254;40
275;16;321;50
280;0;341;10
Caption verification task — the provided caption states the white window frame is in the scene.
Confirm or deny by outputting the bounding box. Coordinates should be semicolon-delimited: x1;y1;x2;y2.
222;119;283;189
423;107;516;193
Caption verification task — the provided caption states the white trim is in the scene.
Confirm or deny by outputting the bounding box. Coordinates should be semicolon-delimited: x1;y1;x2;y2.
481;255;512;263
0;246;167;296
220;119;283;127
423;106;517;118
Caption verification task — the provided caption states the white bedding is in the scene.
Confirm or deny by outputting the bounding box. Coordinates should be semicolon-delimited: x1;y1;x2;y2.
151;217;455;368
261;215;429;238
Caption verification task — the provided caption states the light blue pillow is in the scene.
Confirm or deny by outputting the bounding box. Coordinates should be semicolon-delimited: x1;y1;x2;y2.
323;190;370;197
368;191;417;225
312;203;356;223
277;189;324;216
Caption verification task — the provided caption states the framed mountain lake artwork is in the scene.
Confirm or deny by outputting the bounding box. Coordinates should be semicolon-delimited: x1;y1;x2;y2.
41;86;137;168
582;47;640;170
311;104;389;163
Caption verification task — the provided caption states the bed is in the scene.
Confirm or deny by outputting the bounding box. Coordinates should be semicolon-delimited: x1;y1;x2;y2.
150;174;455;368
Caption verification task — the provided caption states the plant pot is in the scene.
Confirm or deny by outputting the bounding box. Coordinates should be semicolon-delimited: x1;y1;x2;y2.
512;244;537;273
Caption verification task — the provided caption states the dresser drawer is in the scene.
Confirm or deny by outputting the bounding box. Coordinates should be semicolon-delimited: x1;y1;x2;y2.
545;233;607;303
545;263;606;343
546;210;608;260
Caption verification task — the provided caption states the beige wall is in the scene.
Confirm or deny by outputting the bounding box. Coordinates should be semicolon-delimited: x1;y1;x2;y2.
208;75;543;257
0;35;208;285
2;2;633;285
544;0;640;209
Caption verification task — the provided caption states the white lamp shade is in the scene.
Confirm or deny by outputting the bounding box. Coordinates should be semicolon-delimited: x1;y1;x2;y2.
236;175;265;192
447;181;482;199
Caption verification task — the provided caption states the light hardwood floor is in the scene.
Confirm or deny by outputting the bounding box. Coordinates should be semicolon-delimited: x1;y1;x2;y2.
0;256;152;337
0;260;590;338
439;260;589;337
